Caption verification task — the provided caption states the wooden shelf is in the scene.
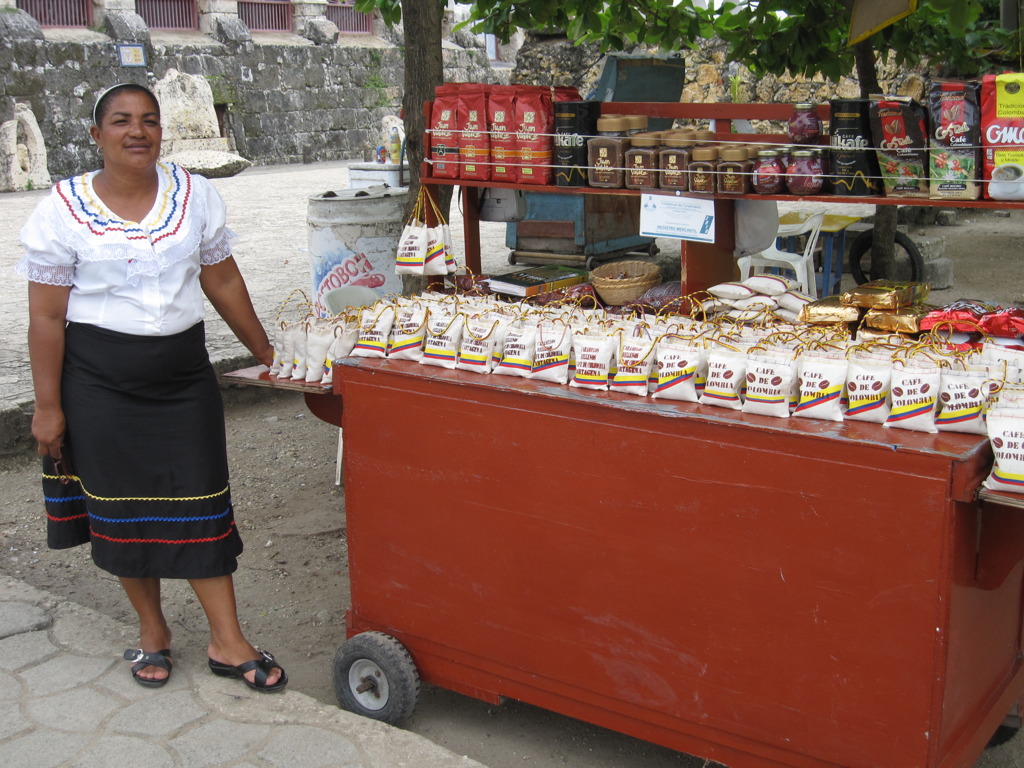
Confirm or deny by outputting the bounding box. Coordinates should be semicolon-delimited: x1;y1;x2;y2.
421;174;1024;210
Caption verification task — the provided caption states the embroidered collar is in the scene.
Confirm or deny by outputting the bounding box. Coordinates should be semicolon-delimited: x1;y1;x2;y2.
52;162;206;285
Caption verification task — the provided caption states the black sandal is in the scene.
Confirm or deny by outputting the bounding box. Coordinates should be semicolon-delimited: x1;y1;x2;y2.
124;648;172;688
208;650;287;693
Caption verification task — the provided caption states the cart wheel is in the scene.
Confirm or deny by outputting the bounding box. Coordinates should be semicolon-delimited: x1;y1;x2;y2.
987;723;1021;748
333;631;420;725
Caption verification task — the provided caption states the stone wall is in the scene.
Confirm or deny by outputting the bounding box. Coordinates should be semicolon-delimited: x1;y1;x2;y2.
1;10;497;181
512;34;933;108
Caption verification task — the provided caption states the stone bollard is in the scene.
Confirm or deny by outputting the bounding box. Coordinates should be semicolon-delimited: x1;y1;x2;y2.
0;102;50;193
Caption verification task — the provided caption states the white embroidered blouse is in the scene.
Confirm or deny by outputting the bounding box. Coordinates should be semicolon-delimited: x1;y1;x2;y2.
16;162;234;337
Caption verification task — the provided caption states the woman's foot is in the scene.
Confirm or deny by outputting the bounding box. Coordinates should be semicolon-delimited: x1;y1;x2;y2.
124;647;173;688
129;624;172;685
207;641;286;692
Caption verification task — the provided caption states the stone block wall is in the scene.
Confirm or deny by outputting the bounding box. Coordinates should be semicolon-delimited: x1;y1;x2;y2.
1;11;496;181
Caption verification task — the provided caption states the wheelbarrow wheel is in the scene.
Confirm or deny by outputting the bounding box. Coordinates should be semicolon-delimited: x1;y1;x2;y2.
333;631;420;725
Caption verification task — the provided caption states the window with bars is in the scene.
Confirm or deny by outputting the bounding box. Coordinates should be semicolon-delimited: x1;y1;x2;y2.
16;0;92;27
237;0;293;33
324;0;373;34
135;0;199;30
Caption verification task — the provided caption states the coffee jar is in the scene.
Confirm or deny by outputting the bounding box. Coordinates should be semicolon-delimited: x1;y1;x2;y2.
588;116;630;188
717;147;752;194
752;149;785;194
624;133;662;190
785;149;824;196
688;147;720;194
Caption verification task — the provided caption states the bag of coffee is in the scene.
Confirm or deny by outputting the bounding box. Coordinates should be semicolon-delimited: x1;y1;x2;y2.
928;79;982;200
982;73;1024;200
458;85;491;182
514;85;554;185
869;96;929;198
430;84;460;179
488;85;517;183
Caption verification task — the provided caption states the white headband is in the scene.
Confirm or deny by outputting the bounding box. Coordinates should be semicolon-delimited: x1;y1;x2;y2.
92;83;156;126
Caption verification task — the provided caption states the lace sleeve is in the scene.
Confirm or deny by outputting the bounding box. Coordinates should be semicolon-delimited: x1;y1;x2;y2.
197;177;237;265
15;193;77;285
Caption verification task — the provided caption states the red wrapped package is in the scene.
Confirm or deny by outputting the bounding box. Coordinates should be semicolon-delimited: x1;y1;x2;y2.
488;85;517;183
458;85;491;181
430;84;461;179
527;282;600;307
514;86;554;185
623;281;685;313
920;300;997;333
980;307;1024;338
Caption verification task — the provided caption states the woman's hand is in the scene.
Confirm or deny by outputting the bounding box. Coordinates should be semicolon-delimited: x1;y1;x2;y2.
32;406;65;458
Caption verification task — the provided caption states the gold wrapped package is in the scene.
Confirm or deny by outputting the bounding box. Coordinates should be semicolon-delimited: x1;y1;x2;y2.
799;295;862;324
864;304;934;334
841;280;930;310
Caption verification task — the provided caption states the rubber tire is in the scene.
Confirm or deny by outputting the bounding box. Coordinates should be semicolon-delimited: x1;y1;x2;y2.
849;229;925;284
333;632;420;725
986;723;1021;749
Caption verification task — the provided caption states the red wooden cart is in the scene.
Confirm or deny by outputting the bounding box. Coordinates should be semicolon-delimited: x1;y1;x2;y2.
330;356;1024;768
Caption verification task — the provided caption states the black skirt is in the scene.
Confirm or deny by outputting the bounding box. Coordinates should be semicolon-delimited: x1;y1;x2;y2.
43;321;243;579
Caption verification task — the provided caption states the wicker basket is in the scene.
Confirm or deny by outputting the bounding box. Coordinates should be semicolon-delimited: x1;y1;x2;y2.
590;260;662;306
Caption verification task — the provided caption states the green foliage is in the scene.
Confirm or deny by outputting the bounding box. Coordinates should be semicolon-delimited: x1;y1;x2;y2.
357;0;1017;81
364;72;392;108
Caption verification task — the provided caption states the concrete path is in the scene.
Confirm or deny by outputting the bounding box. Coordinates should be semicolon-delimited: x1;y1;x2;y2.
0;576;486;768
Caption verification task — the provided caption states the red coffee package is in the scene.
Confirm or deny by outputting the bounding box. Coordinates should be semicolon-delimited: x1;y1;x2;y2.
514;85;554;185
553;86;583;102
869;96;929;197
430;84;460;179
458;85;491;181
928;79;982;200
982;73;1024;200
488;85;517;183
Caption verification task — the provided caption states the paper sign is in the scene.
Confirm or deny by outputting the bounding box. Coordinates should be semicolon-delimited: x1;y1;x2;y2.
639;194;716;243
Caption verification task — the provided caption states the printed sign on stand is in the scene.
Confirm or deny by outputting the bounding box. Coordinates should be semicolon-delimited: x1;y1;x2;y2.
639;194;716;243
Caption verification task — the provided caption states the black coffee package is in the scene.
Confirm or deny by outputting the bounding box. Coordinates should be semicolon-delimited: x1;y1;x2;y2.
928;79;982;200
830;99;881;195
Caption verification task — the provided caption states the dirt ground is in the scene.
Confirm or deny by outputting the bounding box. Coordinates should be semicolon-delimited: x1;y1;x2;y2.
2;209;1024;768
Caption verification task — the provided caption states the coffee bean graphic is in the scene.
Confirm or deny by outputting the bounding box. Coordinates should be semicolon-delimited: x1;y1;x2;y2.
848;381;858;392
940;392;951;403
871;380;883;391
994;437;1004;449
819;379;830;390
893;387;904;397
746;373;756;383
920;383;930;394
771;375;783;386
723;369;734;380
969;388;979;398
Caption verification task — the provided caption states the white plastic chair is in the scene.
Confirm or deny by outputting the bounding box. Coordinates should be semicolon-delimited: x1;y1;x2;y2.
320;285;380;485
737;211;825;298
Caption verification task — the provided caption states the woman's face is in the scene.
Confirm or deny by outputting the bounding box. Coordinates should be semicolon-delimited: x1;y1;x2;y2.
89;90;162;171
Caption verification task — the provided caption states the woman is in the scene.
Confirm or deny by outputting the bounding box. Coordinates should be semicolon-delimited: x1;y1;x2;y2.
18;83;286;692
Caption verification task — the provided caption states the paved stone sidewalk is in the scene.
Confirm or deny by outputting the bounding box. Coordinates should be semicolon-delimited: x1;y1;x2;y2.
0;577;486;768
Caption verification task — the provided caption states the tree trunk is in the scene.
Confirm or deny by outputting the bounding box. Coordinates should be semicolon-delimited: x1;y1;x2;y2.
400;0;451;218
854;39;898;280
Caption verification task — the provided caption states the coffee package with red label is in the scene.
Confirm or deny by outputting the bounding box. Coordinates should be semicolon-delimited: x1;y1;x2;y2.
488;85;517;183
982;73;1024;200
869;96;929;197
457;85;491;181
928;80;982;200
514;86;554;185
430;84;460;179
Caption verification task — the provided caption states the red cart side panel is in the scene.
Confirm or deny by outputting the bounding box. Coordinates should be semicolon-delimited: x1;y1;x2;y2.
338;359;999;768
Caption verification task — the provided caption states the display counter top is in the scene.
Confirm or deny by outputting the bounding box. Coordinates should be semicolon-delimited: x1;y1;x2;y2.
336;356;991;482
